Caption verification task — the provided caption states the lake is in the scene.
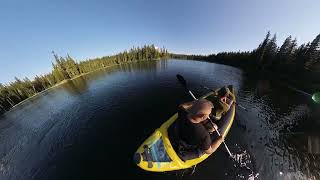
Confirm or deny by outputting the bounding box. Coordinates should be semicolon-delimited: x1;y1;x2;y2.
0;59;319;180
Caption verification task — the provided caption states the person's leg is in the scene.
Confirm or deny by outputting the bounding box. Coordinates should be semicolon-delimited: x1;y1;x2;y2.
180;150;201;160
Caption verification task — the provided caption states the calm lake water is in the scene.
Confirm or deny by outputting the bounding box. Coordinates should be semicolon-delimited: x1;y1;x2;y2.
0;59;319;180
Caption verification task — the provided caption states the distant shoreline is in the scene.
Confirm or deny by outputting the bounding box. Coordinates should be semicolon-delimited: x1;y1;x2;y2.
5;71;90;114
3;59;162;114
177;57;319;95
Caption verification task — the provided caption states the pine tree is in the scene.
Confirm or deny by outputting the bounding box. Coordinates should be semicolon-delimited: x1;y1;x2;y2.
304;33;320;71
276;36;297;70
265;34;278;69
255;31;271;67
294;43;309;71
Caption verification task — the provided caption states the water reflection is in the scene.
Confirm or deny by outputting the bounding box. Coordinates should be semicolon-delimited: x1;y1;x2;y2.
62;76;88;95
239;74;320;179
0;59;319;180
255;79;271;98
308;135;320;154
118;60;160;73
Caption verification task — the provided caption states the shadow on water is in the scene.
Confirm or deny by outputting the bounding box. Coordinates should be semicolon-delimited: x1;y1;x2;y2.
0;59;319;180
62;77;89;96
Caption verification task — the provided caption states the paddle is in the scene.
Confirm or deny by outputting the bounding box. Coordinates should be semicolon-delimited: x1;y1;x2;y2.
279;88;320;104
200;85;248;111
176;74;233;157
176;74;197;100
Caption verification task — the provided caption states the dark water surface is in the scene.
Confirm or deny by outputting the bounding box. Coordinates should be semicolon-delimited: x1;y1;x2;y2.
0;60;319;180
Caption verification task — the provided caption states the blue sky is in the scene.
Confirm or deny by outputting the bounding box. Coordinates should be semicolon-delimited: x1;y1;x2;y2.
0;0;320;84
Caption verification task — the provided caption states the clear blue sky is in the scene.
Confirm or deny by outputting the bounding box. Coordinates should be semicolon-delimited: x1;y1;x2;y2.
1;0;320;84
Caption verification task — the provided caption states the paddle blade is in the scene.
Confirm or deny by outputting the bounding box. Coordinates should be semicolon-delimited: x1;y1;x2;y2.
312;92;320;104
176;74;187;88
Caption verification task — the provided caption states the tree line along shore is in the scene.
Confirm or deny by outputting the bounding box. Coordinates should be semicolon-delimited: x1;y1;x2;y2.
171;32;320;94
1;32;319;114
0;45;169;114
